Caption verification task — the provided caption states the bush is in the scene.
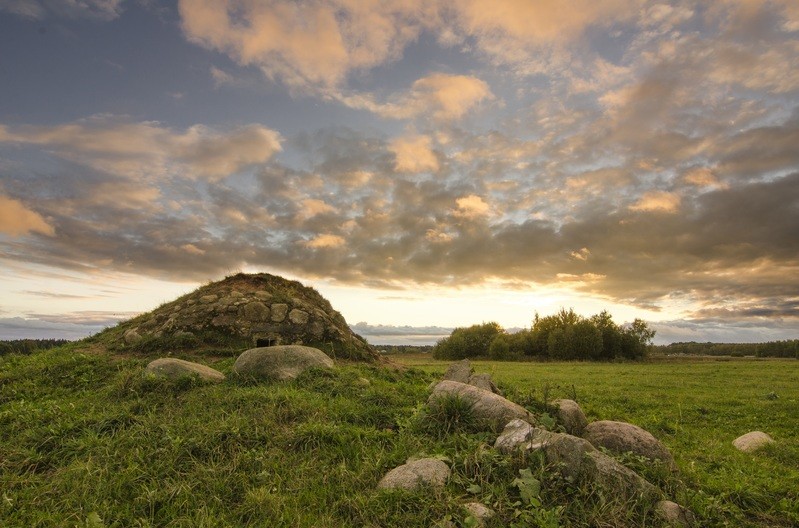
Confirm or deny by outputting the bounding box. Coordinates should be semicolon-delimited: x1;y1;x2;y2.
432;322;503;360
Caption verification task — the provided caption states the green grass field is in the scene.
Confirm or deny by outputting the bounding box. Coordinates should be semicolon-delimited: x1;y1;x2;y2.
1;347;797;527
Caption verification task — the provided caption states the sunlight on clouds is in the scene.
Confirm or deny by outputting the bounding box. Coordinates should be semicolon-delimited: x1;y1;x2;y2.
336;73;493;122
0;116;282;182
454;194;490;218
389;135;439;173
682;167;729;189
0;194;55;237
629;191;681;213
304;234;346;249
178;0;426;89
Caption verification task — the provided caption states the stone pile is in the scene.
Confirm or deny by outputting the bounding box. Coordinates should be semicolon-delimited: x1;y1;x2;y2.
110;272;376;360
378;359;701;527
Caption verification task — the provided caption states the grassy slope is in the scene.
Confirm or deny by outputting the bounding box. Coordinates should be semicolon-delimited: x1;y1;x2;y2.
0;347;797;527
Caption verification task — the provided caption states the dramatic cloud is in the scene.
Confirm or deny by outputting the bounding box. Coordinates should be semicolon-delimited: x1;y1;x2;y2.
340;73;494;122
3;0;799;342
179;0;428;89
0;116;282;182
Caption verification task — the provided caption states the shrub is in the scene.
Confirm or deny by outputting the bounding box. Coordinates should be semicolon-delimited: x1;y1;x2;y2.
432;322;503;360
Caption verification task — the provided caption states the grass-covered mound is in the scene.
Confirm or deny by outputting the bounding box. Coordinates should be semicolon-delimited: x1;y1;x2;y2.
2;346;798;526
87;272;377;361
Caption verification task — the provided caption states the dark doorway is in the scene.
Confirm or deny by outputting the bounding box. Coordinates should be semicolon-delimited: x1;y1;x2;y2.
256;338;276;347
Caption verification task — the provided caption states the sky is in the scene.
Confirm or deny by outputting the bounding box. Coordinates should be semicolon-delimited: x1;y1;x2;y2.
1;0;798;345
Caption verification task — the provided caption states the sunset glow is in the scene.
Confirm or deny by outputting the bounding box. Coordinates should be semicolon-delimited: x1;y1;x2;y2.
1;1;798;343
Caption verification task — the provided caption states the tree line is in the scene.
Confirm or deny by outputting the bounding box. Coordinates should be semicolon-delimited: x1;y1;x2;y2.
432;309;655;361
653;340;799;358
0;339;70;356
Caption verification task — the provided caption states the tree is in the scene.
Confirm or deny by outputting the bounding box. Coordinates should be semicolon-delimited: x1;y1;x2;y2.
432;322;504;359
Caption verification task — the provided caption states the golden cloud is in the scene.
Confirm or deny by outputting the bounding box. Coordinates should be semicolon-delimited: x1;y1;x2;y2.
389;135;440;173
0;194;55;237
630;191;682;213
304;234;346;249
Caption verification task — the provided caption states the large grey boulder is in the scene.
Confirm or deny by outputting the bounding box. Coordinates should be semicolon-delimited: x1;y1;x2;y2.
733;431;775;453
654;500;696;527
233;345;334;381
145;358;225;383
584;420;674;466
551;399;588;436
429;380;534;432
495;419;658;501
377;458;450;490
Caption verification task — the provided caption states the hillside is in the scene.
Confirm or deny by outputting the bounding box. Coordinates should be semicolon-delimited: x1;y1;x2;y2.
88;273;377;361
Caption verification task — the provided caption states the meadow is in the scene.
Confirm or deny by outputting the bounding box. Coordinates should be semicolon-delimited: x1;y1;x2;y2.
1;346;797;527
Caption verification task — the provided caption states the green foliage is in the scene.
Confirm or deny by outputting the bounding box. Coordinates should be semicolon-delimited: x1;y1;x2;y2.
4;345;798;527
654;339;799;358
432;322;504;360
433;309;655;361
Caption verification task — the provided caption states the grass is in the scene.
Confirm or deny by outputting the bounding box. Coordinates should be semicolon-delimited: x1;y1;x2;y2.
1;347;797;527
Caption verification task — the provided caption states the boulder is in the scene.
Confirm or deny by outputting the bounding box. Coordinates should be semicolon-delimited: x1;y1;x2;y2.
377;458;450;490
584;420;674;466
732;431;775;453
233;345;334;381
144;358;225;383
442;359;502;395
494;418;538;454
468;373;502;395
429;380;534;432
123;328;142;345
494;419;659;501
551;399;588;436
271;303;289;322
443;359;473;383
654;500;695;527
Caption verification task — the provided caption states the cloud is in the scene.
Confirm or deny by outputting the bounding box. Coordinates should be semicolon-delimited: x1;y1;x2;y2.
0;0;124;20
0;115;282;182
304;234;346;249
389;135;440;173
339;73;494;122
629;191;681;213
454;194;490;218
0;194;55;237
178;0;427;89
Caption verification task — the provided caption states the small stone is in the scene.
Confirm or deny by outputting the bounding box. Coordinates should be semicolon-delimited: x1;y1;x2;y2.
463;502;495;526
254;290;272;300
733;431;775;453
309;320;325;338
288;308;309;325
551;399;588;436
377;458;450;490
271;303;289;322
654;500;695;527
200;294;218;304
242;301;270;321
123;329;142;345
229;291;244;298
443;359;473;383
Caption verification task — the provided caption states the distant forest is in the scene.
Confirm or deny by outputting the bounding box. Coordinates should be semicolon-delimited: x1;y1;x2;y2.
652;340;799;359
0;339;71;356
2;337;796;359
